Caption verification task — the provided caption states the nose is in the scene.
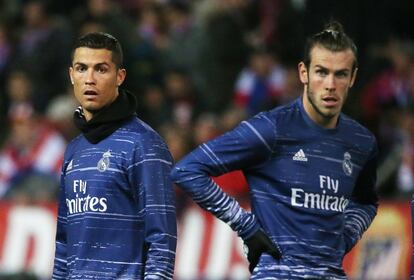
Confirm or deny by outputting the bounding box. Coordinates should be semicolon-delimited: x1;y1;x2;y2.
85;69;96;85
325;74;336;92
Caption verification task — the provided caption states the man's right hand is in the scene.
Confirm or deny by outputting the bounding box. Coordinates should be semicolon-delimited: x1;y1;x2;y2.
243;229;282;273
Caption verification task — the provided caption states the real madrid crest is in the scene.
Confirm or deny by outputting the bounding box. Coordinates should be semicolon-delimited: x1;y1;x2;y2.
342;152;353;176
97;150;111;172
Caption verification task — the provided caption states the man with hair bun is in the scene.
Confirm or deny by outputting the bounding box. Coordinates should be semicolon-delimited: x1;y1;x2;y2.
172;21;378;279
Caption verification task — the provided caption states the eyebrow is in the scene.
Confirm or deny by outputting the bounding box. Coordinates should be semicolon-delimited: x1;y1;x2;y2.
73;62;111;67
314;64;350;73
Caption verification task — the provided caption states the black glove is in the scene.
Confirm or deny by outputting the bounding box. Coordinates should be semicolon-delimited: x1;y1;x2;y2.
243;229;282;273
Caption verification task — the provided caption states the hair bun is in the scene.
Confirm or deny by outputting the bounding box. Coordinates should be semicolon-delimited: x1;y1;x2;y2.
323;21;344;33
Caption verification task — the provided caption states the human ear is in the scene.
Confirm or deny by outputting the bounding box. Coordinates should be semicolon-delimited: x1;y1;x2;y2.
349;68;358;88
117;68;126;87
69;67;74;85
298;62;308;84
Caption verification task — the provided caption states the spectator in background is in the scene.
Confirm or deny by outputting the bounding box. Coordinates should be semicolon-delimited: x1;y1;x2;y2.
73;0;130;38
233;47;288;116
396;109;414;194
13;0;72;112
377;107;414;197
256;0;304;66
0;103;65;201
0;22;13;81
0;22;14;123
46;85;79;141
1;68;33;143
77;18;106;36
5;69;33;108
193;0;251;112
129;3;167;92
219;106;248;133
359;39;414;197
164;67;198;130
135;2;167;48
193;113;220;146
281;65;303;102
360;38;414;136
138;85;170;130
161;123;192;163
163;1;198;72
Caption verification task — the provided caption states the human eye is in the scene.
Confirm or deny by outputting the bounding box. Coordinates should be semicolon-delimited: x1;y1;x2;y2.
75;65;87;72
96;65;108;74
315;69;328;76
336;71;349;78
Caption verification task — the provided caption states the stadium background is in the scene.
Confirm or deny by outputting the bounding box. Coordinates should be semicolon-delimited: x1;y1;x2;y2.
0;0;413;279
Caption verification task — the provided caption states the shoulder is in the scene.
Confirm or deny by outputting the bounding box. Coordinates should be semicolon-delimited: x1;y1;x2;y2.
340;114;377;151
65;134;83;156
61;135;83;172
269;98;300;116
110;117;162;143
253;98;301;127
119;117;172;158
233;100;300;150
340;114;376;140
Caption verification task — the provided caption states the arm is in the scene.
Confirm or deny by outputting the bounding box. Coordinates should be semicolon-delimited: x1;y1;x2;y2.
52;163;68;279
343;143;379;253
172;113;282;272
171;113;276;239
130;134;177;279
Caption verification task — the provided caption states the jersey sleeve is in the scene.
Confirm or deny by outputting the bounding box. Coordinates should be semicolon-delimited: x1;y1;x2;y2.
343;140;379;253
129;133;177;279
52;153;70;279
171;112;277;239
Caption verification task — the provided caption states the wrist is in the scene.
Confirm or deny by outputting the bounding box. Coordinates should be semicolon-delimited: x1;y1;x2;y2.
239;218;260;240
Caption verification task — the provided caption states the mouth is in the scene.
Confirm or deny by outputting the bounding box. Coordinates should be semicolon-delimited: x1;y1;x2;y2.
84;90;98;96
83;90;98;100
322;95;339;107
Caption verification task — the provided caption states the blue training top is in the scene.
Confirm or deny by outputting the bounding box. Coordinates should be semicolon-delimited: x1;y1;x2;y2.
172;97;378;279
53;117;177;280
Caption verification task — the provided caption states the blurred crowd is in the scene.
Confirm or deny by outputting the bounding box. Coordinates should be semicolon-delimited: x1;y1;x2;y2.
0;0;414;211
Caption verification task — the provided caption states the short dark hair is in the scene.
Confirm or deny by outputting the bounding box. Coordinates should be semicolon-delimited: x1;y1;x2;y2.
71;32;123;68
303;21;358;71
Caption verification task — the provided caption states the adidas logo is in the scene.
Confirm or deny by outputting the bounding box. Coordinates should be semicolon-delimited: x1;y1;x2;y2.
66;160;73;171
293;149;308;162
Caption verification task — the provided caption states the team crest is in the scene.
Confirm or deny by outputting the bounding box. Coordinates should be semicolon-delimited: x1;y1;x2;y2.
342;152;353;176
97;150;111;172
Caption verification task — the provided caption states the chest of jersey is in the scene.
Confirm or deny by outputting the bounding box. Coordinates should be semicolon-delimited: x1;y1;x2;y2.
246;134;368;213
63;145;136;216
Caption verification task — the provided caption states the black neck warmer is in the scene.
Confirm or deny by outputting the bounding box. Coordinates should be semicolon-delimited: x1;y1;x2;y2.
73;90;137;144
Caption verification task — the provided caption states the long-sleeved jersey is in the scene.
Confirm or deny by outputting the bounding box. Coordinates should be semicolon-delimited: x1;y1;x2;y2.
171;97;378;279
53;117;177;279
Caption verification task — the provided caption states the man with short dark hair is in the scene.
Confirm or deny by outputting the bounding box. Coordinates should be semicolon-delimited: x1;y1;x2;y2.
52;32;177;279
171;21;378;279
